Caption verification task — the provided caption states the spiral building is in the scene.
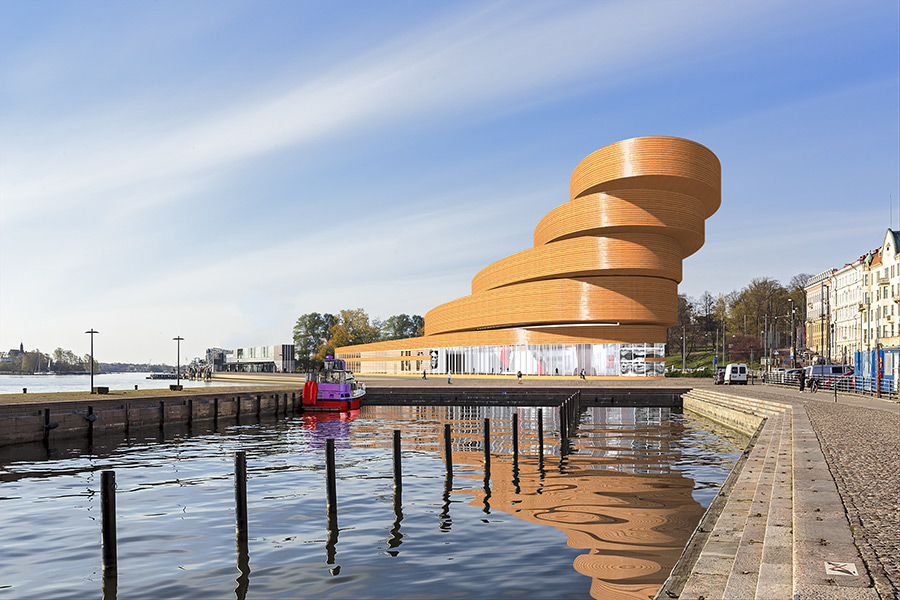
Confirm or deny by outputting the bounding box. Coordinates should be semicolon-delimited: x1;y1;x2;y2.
336;136;720;377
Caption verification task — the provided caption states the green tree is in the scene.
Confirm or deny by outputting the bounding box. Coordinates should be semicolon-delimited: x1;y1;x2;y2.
293;312;335;371
329;308;382;348
380;314;426;340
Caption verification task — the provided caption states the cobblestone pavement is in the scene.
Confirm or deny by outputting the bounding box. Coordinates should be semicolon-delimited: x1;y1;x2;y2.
726;382;899;599
800;399;900;599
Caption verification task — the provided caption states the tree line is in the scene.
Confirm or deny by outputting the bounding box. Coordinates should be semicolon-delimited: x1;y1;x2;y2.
293;309;424;371
667;273;811;367
0;347;100;374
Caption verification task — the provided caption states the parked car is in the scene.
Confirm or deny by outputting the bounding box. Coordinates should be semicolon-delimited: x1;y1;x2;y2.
713;367;725;385
819;367;855;390
770;368;786;383
784;368;803;385
724;363;748;385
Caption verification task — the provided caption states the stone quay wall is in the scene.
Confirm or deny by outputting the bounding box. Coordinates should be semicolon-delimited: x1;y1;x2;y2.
0;388;303;447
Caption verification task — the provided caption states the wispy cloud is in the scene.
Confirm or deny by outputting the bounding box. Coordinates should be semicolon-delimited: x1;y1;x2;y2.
2;0;782;223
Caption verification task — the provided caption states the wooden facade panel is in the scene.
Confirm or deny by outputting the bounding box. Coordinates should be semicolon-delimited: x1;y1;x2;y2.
569;136;721;216
426;276;677;336
533;190;705;254
471;233;683;294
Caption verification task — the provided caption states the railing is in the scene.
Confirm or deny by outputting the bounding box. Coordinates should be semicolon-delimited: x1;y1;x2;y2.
761;372;897;400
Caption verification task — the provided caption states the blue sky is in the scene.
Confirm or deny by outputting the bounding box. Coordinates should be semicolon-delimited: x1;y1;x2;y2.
1;0;898;363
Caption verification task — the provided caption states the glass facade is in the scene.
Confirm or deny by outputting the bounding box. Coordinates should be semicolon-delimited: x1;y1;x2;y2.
344;343;666;377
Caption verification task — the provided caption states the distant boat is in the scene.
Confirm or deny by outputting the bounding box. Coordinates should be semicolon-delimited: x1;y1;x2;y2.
147;373;178;380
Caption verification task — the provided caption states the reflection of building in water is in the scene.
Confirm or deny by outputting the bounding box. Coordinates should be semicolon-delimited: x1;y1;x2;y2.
337;137;720;378
354;405;707;599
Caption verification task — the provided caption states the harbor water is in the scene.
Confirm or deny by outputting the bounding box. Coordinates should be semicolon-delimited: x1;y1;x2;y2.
0;404;747;599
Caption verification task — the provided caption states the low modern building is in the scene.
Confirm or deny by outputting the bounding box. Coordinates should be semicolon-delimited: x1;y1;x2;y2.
218;344;295;373
336;136;721;377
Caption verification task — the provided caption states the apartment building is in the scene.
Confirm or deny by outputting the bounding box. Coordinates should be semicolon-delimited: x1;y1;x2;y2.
805;229;900;366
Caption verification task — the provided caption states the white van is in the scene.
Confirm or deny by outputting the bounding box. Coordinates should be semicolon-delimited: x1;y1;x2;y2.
724;363;748;385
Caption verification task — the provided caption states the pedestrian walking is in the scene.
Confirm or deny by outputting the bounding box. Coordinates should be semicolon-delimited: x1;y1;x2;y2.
448;372;451;384
422;369;427;379
798;368;806;392
580;368;586;380
517;370;522;384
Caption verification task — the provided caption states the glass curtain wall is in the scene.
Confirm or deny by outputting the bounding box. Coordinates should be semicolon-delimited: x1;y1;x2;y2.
430;343;665;377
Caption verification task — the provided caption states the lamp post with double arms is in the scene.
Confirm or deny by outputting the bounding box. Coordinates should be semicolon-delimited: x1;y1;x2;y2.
85;329;99;393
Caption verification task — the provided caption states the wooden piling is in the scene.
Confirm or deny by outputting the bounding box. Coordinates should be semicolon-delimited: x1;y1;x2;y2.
255;395;261;419
235;396;241;420
511;412;519;460
393;429;402;489
537;408;544;461
483;418;490;470
100;470;117;572
187;398;193;429
234;452;248;539
124;404;130;437
214;398;219;426
159;401;165;433
325;438;337;512
443;423;452;476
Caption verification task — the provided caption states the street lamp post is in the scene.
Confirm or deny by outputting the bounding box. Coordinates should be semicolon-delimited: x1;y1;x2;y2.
824;284;831;364
173;336;184;387
85;329;99;393
788;298;796;367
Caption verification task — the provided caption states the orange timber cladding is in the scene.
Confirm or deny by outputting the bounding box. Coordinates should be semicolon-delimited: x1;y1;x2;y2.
336;136;720;378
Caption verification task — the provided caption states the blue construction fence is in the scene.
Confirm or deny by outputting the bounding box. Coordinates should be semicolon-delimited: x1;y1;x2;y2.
853;348;898;395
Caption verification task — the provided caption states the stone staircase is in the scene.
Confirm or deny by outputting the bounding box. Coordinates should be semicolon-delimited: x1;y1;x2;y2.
663;389;876;599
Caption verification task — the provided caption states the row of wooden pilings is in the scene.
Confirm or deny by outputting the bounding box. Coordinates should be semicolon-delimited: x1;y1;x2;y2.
96;395;584;596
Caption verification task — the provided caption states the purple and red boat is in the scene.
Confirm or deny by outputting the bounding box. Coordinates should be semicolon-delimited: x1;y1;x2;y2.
301;357;366;411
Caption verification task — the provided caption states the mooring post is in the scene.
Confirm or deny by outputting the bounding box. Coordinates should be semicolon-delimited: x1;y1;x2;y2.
100;470;117;572
393;429;402;489
483;418;491;470
512;412;519;460
559;400;567;442
537;408;544;461
234;452;248;539
325;438;337;512
443;423;453;476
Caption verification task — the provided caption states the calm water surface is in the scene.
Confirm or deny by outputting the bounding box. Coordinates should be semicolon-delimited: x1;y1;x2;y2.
0;405;746;599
